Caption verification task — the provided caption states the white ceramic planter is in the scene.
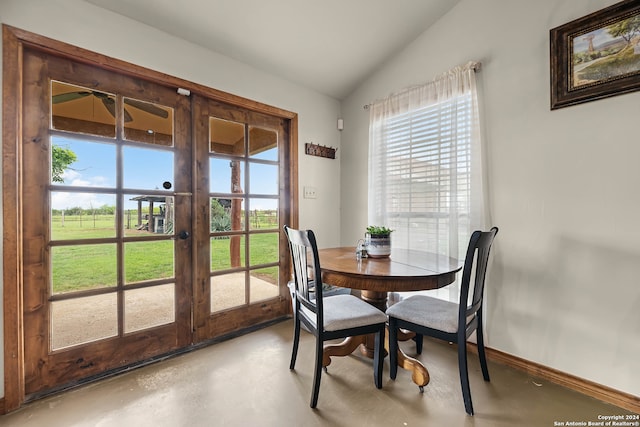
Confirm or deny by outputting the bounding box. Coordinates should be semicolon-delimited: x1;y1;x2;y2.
365;233;391;258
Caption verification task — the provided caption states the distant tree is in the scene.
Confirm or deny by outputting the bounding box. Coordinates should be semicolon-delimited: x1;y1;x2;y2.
52;145;77;183
65;206;84;216
97;204;116;215
607;16;640;45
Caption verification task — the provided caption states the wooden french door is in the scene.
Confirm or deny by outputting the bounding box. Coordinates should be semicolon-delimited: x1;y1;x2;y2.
191;96;291;341
5;27;296;405
21;48;193;395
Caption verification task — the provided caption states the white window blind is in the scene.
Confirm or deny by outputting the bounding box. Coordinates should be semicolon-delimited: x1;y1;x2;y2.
368;62;485;303
371;96;472;253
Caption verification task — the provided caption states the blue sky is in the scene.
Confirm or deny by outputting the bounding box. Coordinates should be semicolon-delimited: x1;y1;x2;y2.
573;27;617;54
52;136;278;211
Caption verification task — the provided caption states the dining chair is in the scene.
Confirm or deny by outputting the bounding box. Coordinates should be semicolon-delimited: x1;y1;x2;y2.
386;227;498;415
284;225;388;408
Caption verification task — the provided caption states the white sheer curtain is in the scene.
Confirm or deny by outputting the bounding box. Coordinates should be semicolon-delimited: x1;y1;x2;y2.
368;61;487;303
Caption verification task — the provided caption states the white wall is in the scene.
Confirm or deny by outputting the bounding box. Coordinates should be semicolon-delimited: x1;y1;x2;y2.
0;0;342;398
341;0;640;396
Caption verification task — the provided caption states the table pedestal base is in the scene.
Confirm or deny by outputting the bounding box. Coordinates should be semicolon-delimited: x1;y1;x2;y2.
323;336;366;367
322;290;430;388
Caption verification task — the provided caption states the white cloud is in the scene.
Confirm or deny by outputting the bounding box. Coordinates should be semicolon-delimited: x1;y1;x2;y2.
62;169;110;187
54;169;116;210
51;192;115;210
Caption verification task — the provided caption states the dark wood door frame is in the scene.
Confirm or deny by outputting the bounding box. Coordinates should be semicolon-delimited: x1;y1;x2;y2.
2;24;298;413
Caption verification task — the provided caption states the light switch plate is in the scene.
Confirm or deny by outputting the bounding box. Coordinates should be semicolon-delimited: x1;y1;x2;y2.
303;186;317;199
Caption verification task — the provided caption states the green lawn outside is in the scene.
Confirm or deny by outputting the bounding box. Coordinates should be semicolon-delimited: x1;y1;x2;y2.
52;213;280;294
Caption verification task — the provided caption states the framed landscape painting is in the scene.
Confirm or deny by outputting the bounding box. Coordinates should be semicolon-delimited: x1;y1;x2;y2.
550;0;640;109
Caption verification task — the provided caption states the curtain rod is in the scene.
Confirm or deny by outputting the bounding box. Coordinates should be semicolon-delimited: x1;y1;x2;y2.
363;61;481;110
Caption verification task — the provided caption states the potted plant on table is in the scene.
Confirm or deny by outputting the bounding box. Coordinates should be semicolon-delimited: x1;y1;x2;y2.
365;225;393;258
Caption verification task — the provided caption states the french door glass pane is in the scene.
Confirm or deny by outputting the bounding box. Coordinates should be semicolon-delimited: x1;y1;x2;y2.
51;244;117;294
51;136;116;187
210;272;246;312
51;81;116;138
210;117;245;155
124;284;175;333
123;97;173;146
211;235;246;271
124;241;174;283
249;232;279;265
210;197;245;232
250;267;279;302
248;126;277;160
248;198;278;230
51;192;117;240
123;146;174;191
51;293;118;350
210;158;245;193
249;162;278;195
124;195;174;237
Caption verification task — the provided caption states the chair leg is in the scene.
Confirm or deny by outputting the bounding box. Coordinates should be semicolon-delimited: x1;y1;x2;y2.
413;333;423;354
310;335;324;408
458;340;474;415
373;326;384;389
290;316;301;370
388;318;399;380
476;323;490;382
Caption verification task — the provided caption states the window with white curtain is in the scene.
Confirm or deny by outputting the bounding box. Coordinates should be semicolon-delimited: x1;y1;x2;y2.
368;61;486;303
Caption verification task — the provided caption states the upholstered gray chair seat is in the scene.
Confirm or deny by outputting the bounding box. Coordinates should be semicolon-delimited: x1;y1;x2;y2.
301;294;388;332
386;295;471;334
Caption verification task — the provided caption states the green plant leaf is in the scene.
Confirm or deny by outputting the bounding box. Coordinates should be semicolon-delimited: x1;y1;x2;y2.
366;225;393;236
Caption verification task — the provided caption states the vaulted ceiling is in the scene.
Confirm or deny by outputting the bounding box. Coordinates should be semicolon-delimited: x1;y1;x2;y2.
85;0;461;99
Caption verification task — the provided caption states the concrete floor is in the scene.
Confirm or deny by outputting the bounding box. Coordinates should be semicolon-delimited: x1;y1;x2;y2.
1;319;635;426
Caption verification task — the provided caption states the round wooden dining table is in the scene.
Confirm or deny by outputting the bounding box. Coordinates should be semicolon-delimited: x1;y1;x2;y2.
318;246;462;388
